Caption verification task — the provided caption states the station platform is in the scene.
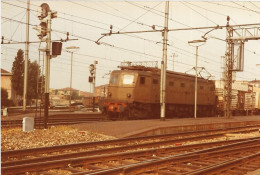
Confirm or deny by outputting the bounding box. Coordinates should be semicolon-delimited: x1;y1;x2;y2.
73;115;260;138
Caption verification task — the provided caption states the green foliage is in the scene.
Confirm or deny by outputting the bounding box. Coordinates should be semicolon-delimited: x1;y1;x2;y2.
11;49;24;97
11;49;42;104
71;91;82;100
1;88;8;107
27;60;41;102
1;88;13;107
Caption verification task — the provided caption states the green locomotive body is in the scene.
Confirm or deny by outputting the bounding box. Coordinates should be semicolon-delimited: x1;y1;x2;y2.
104;63;216;119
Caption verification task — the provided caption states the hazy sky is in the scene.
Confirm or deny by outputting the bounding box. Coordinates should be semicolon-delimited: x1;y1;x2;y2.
1;1;260;92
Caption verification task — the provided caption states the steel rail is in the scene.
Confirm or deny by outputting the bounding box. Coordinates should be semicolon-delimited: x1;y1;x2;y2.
2;136;257;168
85;141;260;175
186;153;260;175
2;125;259;160
1;115;105;127
2;138;260;174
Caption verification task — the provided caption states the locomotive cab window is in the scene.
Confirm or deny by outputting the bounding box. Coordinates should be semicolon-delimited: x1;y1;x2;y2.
153;79;158;84
123;75;134;85
110;74;118;84
140;76;145;85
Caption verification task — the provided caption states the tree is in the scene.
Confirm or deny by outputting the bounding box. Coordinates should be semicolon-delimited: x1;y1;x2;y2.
11;49;24;104
1;88;8;107
27;60;41;103
11;49;42;105
71;91;82;100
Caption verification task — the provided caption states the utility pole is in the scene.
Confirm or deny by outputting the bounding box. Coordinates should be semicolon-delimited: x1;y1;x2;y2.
172;53;178;71
23;0;30;111
224;16;233;118
160;1;169;121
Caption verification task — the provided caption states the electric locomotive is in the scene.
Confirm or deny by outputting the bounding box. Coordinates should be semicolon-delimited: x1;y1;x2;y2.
102;62;216;119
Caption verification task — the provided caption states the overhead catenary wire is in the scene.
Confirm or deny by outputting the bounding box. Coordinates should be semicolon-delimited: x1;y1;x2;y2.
3;17;259;74
68;1;154;29
207;1;260;14
180;2;219;25
119;1;163;31
4;1;259;59
232;1;260;14
3;16;259;79
2;1;260;84
249;1;260;11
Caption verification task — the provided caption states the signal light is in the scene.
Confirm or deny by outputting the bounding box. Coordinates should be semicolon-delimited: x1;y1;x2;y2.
89;64;95;75
39;21;47;38
89;76;94;83
52;42;62;56
37;3;50;20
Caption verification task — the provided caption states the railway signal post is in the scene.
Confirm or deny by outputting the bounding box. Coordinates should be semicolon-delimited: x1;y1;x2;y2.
89;61;98;112
35;3;57;128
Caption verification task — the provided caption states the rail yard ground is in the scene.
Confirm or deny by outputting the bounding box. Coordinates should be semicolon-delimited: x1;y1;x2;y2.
2;114;260;174
73;115;260;138
1;114;260;150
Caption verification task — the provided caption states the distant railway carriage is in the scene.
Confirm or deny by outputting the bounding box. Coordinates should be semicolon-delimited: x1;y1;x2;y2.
103;62;216;119
215;81;257;116
252;82;260;114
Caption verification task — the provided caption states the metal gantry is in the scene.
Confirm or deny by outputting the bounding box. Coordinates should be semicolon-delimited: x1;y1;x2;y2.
224;17;260;118
224;16;233;118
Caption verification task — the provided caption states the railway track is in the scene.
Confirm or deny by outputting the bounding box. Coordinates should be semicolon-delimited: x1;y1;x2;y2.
2;126;260;174
1;113;105;127
88;140;260;175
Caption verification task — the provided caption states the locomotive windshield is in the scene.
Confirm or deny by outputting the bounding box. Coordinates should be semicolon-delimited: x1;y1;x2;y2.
110;74;118;85
123;75;134;85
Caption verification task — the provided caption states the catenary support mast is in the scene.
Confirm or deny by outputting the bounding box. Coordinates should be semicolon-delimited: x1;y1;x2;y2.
224;16;233;118
160;1;169;120
23;0;30;111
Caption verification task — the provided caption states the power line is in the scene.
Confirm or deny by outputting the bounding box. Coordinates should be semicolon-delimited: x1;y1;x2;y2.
1;11;26;24
181;2;218;25
249;1;260;11
68;1;154;29
3;15;258;78
232;2;260;14
3;1;259;81
10;12;27;41
119;1;163;31
207;2;260;14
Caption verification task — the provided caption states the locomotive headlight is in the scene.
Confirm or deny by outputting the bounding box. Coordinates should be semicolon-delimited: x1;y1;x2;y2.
108;92;112;97
127;93;131;98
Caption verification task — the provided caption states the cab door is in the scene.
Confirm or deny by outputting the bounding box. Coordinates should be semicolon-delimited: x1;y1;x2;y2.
150;77;160;103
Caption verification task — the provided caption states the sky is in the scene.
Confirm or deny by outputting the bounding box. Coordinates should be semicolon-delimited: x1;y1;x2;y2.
1;1;260;92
